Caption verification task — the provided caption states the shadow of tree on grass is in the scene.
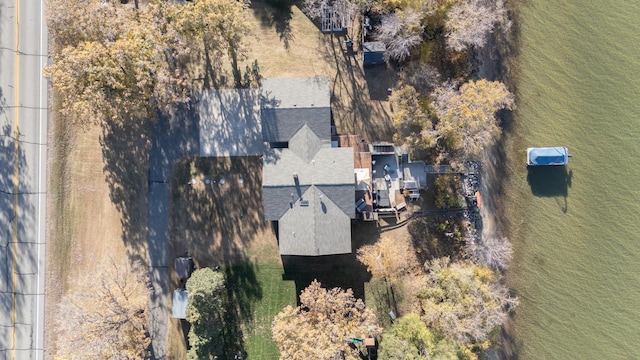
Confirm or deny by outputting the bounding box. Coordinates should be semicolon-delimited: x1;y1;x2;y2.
252;0;295;50
99;117;151;263
318;33;396;142
222;262;263;358
168;156;268;357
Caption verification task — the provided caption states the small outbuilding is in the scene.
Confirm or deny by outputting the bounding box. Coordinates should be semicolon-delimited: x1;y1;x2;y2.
171;289;188;319
362;41;386;66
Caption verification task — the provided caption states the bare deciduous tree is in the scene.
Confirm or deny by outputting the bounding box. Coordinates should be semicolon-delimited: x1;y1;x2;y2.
301;0;357;22
272;280;382;360
445;0;507;52
464;235;513;271
54;258;150;359
376;8;423;62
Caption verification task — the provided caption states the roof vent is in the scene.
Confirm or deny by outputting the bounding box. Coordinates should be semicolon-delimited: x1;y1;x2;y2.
300;200;309;207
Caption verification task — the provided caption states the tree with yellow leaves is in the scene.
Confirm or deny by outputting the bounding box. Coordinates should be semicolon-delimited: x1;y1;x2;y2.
378;313;471;360
272;280;382;360
45;0;191;125
54;258;150;359
414;257;517;345
431;79;514;163
356;236;419;283
390;85;437;156
172;0;251;86
46;0;251;125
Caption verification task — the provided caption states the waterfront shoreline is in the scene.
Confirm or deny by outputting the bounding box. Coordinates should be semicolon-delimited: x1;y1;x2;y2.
476;11;521;358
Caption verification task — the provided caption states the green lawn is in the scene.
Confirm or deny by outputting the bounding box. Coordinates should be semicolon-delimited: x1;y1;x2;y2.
227;263;297;359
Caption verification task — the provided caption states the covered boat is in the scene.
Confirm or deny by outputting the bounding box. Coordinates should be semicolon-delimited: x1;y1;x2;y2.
527;147;569;166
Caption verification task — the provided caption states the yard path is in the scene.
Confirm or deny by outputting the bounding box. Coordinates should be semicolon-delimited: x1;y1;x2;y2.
146;110;199;359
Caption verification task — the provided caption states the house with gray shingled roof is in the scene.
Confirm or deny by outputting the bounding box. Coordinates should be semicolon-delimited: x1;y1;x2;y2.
261;77;355;256
198;76;356;256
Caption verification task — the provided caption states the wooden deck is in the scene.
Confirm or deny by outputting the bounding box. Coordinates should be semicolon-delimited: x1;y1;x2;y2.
337;135;372;170
336;135;374;214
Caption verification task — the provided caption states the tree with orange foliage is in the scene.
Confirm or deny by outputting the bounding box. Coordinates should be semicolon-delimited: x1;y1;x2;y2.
272;280;381;360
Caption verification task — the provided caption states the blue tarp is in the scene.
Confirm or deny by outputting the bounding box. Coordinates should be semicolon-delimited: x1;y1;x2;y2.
527;147;568;166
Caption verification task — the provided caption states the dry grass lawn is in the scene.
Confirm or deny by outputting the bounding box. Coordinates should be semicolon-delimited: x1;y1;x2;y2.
46;118;151;355
188;0;398;142
247;1;398;141
168;156;277;272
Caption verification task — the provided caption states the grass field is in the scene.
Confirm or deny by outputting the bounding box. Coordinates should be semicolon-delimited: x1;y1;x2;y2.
167;262;297;359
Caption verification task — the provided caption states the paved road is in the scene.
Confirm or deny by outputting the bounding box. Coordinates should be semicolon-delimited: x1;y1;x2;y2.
0;0;48;358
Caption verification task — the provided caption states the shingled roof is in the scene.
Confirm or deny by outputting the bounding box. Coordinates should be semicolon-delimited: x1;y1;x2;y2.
263;140;355;255
260;77;332;143
262;78;355;255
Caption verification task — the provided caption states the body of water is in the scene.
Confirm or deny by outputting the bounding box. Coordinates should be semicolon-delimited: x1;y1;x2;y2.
502;0;640;358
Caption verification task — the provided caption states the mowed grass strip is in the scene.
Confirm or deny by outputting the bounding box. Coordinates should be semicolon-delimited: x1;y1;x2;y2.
232;263;296;359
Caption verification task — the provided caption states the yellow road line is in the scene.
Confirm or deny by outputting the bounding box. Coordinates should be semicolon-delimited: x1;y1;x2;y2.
11;0;20;357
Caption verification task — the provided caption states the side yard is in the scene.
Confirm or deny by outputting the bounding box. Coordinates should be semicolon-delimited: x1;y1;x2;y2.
46;115;151;355
167;157;296;359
